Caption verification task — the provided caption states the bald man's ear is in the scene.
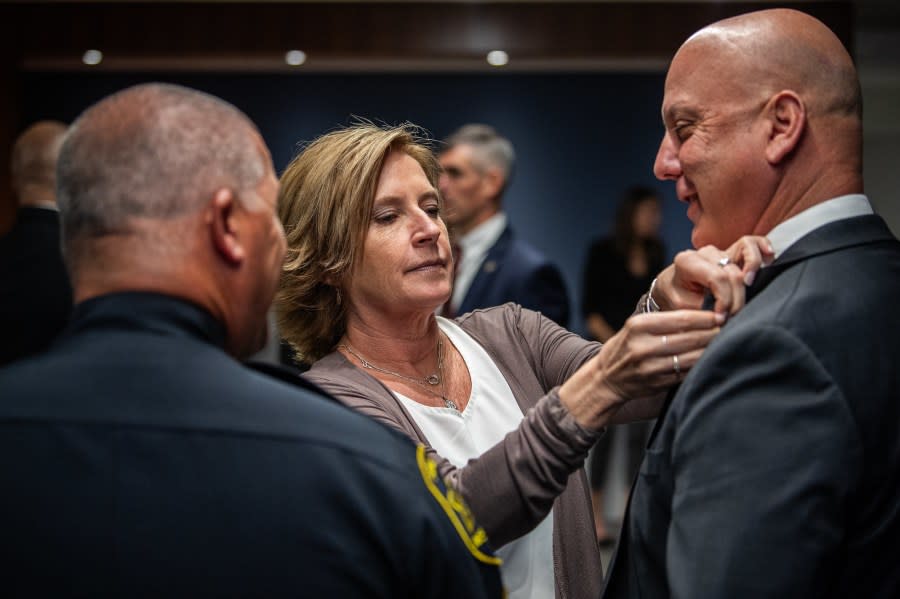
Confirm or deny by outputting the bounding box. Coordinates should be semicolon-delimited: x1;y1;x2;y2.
765;91;806;165
208;188;246;265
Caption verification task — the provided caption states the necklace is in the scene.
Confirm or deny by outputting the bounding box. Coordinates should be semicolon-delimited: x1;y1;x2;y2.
340;335;458;410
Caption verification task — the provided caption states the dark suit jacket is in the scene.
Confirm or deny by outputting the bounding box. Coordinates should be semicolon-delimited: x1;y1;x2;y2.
458;225;570;327
0;206;72;366
603;214;900;599
0;292;502;598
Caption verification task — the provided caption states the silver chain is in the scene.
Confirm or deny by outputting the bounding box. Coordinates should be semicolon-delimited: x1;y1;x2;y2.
340;335;458;410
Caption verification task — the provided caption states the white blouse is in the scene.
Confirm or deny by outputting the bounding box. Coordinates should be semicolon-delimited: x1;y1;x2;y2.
396;316;555;599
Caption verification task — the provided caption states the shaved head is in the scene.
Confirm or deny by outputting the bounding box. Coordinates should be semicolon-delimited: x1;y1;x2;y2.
54;83;284;358
654;9;863;249
682;9;860;120
57;83;266;257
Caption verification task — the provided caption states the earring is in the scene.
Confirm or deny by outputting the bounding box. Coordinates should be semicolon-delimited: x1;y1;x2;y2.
335;288;342;306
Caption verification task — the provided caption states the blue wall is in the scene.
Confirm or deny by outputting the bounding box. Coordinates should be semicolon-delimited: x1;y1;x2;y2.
22;71;694;335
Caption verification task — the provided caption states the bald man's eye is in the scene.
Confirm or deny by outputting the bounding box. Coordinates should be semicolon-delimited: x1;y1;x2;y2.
673;122;694;142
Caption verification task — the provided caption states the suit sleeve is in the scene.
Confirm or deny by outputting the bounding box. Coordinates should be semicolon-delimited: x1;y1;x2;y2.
666;324;861;599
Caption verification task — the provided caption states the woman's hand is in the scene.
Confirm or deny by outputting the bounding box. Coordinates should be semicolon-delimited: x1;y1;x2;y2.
559;309;721;430
653;235;774;318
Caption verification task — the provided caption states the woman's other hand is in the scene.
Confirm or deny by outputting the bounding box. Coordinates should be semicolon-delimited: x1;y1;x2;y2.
653;235;774;317
558;309;720;430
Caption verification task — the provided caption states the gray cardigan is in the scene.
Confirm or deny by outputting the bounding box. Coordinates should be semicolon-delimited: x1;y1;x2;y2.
304;303;604;599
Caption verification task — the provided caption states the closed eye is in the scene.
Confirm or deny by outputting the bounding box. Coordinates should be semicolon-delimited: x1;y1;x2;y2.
420;191;441;219
372;211;398;225
673;121;693;142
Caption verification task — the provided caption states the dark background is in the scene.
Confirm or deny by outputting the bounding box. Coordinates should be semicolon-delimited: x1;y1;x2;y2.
22;70;682;335
4;1;860;336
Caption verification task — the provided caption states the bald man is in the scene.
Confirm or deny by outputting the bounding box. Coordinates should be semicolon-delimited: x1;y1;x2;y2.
0;84;502;597
0;120;72;365
603;9;900;598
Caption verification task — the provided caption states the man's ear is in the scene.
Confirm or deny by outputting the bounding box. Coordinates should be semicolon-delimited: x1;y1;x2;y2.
207;188;245;265
480;166;505;199
765;90;806;165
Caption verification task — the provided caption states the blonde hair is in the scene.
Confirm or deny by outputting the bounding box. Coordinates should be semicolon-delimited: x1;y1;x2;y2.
276;123;440;363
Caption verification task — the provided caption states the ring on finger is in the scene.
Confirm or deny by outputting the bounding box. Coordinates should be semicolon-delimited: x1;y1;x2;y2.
718;256;730;267
672;354;681;375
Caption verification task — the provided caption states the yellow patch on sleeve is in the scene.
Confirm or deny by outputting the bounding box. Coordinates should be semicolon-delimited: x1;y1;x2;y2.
416;445;503;566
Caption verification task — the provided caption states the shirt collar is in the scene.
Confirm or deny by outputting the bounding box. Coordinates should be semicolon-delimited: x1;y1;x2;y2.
457;212;507;258
67;292;228;350
766;194;873;258
448;212;508;312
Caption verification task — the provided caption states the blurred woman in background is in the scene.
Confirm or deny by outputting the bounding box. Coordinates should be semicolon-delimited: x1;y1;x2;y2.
582;186;665;343
581;185;666;544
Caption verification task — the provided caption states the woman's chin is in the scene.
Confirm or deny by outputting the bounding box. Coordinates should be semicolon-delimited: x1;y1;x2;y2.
391;287;451;315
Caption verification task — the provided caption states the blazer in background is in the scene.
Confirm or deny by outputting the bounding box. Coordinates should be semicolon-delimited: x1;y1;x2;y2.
458;225;570;327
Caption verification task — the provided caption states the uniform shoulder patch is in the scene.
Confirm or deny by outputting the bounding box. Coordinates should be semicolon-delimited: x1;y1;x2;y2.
416;445;503;566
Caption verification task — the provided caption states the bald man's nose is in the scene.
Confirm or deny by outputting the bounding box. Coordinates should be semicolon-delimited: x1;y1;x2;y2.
653;133;681;181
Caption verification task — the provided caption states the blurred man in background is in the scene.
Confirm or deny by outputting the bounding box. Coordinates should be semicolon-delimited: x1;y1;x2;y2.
439;124;570;326
0;120;72;365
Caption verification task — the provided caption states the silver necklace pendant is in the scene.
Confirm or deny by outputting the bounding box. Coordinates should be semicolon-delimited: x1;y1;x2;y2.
341;336;453;408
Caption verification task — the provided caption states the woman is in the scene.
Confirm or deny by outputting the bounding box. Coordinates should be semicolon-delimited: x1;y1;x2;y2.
582;186;666;343
276;124;757;599
581;185;666;544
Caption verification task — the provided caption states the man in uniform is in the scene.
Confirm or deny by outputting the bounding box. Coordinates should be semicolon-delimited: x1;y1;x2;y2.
0;83;502;597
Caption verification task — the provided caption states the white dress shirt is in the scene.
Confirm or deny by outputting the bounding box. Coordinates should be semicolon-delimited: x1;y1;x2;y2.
766;194;873;259
450;212;508;313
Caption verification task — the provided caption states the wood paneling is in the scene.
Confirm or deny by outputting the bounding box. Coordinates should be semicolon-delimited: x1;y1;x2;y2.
8;2;853;68
0;1;853;233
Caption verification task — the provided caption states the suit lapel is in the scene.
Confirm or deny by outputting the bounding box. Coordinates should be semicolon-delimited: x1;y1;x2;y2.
605;214;896;593
747;214;895;301
459;226;513;315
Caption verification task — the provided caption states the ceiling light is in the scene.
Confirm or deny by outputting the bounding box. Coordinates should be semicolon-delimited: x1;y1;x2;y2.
486;50;508;67
82;49;103;66
285;50;307;66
